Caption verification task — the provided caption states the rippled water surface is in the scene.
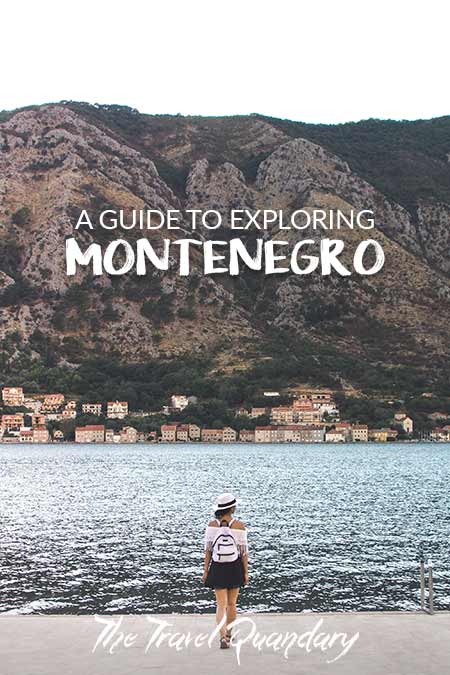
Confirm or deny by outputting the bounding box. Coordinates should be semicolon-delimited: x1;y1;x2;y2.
1;443;449;614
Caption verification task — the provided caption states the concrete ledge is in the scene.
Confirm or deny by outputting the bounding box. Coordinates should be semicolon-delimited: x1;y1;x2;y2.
1;612;449;675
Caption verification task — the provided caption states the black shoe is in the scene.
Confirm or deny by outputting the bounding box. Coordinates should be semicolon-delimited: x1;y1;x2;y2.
220;637;230;649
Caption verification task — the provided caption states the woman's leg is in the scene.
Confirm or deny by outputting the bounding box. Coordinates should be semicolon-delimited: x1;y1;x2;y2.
214;589;228;637
226;587;240;629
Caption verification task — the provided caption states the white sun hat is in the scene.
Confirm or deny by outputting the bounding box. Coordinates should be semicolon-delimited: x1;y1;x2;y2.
214;492;237;512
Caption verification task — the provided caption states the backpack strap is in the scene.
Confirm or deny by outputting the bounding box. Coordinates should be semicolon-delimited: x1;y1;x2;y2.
215;517;235;528
219;517;235;527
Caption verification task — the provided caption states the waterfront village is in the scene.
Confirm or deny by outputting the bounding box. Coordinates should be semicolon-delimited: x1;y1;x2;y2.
0;386;449;444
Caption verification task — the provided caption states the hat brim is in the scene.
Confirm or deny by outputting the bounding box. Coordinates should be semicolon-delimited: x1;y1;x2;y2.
214;499;237;511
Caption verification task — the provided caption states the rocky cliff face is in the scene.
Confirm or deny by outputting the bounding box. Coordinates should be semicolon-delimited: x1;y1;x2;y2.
186;159;255;218
255;138;421;253
0;103;449;390
417;201;450;274
0;106;178;290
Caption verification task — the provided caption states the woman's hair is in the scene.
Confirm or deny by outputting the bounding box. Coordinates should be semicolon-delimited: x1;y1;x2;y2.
214;506;235;519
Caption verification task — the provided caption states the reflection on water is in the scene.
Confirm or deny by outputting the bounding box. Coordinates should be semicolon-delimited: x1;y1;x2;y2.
0;443;449;614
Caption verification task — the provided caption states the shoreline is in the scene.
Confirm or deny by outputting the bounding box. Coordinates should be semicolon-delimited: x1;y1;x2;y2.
0;440;448;445
2;610;449;617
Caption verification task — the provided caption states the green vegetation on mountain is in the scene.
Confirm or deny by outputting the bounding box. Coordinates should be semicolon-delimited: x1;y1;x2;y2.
257;114;450;211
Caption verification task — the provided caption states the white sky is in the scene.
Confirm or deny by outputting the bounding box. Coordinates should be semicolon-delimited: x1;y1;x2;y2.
1;0;449;123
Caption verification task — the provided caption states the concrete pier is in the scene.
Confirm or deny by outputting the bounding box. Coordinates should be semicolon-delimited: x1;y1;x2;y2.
1;612;449;675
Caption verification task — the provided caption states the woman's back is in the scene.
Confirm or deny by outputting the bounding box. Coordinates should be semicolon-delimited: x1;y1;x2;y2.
207;518;246;531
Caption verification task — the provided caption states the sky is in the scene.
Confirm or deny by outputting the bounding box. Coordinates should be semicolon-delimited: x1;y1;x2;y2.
1;0;449;124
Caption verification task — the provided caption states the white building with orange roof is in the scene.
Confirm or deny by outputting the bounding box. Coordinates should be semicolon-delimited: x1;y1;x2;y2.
394;413;414;434
33;426;50;443
161;424;177;442
19;428;33;443
107;401;128;419
82;403;103;416
351;424;369;442
176;424;190;442
201;429;223;443
222;427;237;442
120;426;138;443
42;393;65;411
75;425;105;443
1;413;24;432
170;394;189;411
2;387;24;407
270;406;295;425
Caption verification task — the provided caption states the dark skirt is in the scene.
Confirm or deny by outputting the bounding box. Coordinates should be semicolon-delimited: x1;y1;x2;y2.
205;558;245;590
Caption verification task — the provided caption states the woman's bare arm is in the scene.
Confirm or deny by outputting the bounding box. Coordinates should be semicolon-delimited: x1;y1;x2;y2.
242;552;249;583
231;520;249;583
203;550;212;581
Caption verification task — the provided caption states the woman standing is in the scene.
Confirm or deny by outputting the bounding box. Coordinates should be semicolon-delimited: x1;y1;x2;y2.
203;492;248;649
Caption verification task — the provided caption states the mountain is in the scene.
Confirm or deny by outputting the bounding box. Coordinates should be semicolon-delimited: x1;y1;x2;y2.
0;102;450;404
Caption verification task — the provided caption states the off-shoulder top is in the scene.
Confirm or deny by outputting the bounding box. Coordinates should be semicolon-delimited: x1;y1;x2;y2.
204;518;248;557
